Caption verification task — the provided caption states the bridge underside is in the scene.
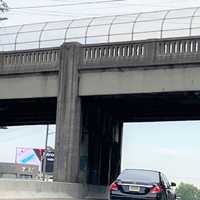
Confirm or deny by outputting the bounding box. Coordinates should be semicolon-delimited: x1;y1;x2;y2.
0;97;56;126
86;91;200;122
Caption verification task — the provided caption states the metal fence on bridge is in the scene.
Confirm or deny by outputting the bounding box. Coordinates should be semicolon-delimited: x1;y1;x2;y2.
1;7;200;51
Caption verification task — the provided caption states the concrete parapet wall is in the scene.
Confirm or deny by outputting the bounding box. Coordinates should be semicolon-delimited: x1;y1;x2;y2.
0;179;108;200
85;185;108;200
0;48;60;75
82;37;200;70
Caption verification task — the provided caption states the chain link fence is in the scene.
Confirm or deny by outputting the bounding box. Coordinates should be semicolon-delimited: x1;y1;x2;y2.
1;7;200;51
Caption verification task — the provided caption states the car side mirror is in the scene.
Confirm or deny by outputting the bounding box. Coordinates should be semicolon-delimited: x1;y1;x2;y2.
171;182;176;187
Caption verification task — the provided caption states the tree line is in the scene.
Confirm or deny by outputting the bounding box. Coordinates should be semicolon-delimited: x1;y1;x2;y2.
176;183;200;200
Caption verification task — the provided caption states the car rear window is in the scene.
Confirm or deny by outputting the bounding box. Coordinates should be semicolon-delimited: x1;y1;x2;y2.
117;169;160;184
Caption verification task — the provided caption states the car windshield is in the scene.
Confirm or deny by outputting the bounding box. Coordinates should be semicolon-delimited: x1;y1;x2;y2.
117;169;160;184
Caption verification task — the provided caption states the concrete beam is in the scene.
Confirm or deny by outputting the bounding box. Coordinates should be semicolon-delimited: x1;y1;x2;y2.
82;100;123;185
79;66;200;96
0;72;58;99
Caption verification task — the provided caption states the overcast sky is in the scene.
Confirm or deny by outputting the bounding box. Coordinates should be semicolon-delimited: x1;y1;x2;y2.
1;0;200;187
2;0;200;26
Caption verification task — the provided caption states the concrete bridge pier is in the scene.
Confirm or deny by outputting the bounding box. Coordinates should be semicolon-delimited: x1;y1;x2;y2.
54;43;82;183
54;42;123;185
82;99;123;185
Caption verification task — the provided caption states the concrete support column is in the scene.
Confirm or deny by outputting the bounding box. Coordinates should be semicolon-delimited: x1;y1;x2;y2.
54;43;82;182
84;99;123;185
110;121;123;183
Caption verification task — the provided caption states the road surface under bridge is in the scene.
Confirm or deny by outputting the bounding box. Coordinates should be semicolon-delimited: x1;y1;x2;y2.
1;36;200;186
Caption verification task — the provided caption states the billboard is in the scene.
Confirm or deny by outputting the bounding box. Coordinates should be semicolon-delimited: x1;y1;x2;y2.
15;147;44;167
42;151;55;173
15;147;54;173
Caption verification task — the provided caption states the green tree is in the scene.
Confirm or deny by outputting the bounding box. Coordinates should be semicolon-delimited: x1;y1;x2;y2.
176;183;200;200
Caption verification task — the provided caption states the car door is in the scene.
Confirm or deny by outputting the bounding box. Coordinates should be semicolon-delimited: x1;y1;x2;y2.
160;174;168;200
161;173;175;200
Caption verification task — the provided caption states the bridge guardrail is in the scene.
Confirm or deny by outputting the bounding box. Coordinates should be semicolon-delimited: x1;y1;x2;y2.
1;37;200;73
0;47;60;74
82;37;200;69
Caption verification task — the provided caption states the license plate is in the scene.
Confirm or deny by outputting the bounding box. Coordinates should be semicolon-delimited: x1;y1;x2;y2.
129;185;140;192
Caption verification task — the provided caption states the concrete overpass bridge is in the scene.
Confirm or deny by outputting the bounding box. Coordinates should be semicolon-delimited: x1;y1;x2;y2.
1;36;200;185
1;7;200;188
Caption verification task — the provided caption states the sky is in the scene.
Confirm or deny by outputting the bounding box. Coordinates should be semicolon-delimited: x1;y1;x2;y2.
122;122;200;187
2;0;200;26
1;0;200;187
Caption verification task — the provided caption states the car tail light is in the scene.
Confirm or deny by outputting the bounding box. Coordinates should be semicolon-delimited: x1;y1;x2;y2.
110;182;119;191
150;185;162;193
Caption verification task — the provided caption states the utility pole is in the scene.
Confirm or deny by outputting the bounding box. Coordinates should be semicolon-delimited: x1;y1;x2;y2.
42;124;49;181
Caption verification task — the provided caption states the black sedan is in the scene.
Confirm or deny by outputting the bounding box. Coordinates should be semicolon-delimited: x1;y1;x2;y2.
109;169;176;200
